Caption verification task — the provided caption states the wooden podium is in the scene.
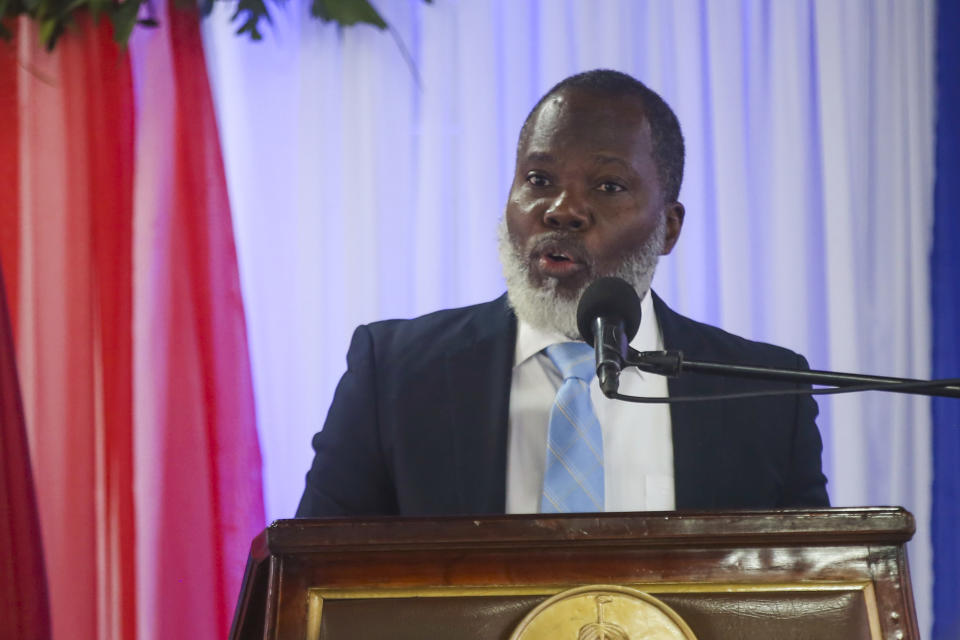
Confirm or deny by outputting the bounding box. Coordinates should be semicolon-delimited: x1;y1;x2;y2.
230;507;918;640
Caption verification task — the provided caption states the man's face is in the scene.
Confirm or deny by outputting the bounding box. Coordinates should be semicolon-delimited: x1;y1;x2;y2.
503;88;684;301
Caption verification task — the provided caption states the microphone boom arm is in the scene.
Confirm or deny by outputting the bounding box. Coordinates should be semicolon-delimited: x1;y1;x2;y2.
626;348;960;399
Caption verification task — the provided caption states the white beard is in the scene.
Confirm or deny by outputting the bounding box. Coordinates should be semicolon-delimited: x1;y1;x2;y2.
497;217;666;339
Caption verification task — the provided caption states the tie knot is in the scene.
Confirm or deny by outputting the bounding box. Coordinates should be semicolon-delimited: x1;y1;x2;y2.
545;342;596;382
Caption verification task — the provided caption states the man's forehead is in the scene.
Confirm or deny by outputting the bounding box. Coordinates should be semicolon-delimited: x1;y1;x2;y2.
519;89;654;158
533;88;649;128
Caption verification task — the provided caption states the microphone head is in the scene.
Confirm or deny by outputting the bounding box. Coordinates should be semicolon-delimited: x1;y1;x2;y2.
576;277;643;343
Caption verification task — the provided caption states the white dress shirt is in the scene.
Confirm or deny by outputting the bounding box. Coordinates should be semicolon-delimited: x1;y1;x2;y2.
505;292;674;513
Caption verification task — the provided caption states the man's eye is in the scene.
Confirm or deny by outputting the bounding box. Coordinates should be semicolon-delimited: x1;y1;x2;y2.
597;182;626;193
526;173;551;187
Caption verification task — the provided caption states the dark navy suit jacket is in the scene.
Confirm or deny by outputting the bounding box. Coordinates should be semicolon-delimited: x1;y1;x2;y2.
296;293;829;516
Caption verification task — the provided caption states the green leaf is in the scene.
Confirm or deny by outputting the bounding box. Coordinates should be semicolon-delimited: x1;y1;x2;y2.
233;15;261;40
38;15;61;47
110;0;141;45
63;0;93;16
310;0;386;29
230;0;269;40
14;0;434;51
84;0;109;20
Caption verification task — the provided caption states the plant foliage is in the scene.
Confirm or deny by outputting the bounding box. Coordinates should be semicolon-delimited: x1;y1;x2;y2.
0;0;431;50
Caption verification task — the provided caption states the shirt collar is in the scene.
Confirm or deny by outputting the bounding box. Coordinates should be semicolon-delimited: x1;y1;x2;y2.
514;288;663;367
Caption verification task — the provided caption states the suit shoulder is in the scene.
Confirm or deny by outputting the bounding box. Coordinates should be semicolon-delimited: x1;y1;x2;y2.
359;295;514;361
660;304;806;368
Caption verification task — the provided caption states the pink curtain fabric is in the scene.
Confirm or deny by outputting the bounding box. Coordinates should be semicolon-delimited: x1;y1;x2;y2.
6;18;136;640
130;3;266;637
0;105;51;636
0;274;50;640
1;8;264;639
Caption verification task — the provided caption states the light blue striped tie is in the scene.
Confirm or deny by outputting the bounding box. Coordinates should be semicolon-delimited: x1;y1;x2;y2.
540;342;604;513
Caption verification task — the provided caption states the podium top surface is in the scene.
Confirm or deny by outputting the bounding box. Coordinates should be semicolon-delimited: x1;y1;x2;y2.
256;507;914;556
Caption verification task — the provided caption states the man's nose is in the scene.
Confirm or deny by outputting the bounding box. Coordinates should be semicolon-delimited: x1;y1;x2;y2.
543;189;592;230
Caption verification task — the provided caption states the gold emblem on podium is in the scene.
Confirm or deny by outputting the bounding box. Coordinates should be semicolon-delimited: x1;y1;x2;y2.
509;585;698;640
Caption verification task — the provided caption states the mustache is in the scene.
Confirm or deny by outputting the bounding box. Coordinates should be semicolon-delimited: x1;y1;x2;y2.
523;231;594;267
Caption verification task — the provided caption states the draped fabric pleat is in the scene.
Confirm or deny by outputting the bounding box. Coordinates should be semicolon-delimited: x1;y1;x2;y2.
931;2;960;638
1;7;264;640
7;18;137;639
0;216;51;638
202;0;937;634
130;3;265;636
0;38;19;315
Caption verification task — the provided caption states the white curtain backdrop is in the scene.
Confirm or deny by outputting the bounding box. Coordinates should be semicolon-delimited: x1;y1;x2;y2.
201;0;936;633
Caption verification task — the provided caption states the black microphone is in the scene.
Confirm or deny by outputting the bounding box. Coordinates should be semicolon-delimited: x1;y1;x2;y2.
576;277;643;397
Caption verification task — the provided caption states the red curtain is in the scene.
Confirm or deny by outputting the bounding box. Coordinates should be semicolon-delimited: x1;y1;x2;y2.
0;77;51;633
0;7;265;639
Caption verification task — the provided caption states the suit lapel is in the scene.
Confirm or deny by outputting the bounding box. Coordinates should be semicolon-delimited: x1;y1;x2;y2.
654;293;725;509
443;295;516;514
437;293;730;513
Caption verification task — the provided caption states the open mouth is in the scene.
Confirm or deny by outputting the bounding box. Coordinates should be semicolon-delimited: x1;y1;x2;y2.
535;246;587;278
545;251;574;263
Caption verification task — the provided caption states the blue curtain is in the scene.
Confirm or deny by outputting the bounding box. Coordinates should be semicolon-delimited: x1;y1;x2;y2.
932;1;959;638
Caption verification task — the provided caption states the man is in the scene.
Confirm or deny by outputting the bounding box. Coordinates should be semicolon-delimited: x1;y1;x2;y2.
296;69;828;517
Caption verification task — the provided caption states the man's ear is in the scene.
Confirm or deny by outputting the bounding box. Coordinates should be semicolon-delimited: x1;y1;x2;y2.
660;202;685;255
